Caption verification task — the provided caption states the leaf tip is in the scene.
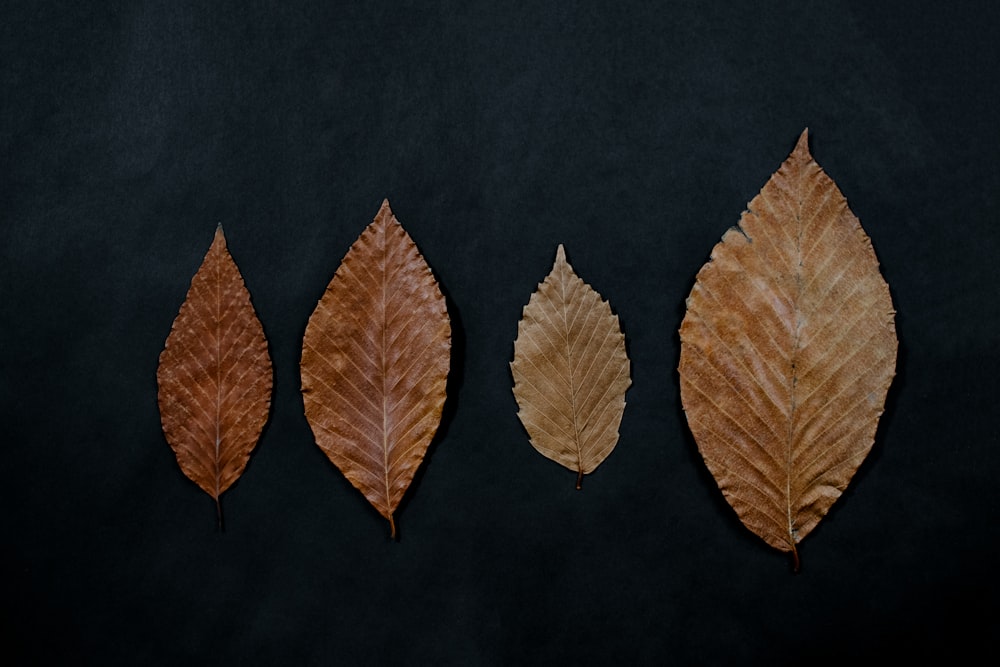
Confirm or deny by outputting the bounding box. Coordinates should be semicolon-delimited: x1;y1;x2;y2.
794;128;810;156
555;244;567;264
373;199;399;233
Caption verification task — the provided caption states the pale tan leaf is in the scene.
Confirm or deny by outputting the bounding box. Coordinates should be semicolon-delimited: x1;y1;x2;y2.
300;200;451;538
678;130;897;568
511;245;632;488
157;226;273;528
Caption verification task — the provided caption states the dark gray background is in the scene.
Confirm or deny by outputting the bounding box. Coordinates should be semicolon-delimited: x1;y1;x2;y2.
3;1;998;664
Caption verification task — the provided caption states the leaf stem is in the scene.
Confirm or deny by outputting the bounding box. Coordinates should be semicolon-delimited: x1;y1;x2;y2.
216;495;223;533
389;514;396;540
576;470;583;490
790;543;800;573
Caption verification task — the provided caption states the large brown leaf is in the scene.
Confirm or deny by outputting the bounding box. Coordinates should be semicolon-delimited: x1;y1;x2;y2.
157;227;273;528
678;130;897;569
511;245;631;488
301;200;451;538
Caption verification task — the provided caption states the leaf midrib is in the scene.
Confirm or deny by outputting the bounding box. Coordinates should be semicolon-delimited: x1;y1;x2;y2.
381;220;391;518
558;261;584;476
214;241;223;503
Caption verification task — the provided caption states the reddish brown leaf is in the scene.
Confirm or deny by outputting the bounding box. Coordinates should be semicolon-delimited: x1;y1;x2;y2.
301;200;451;538
157;227;273;528
678;130;897;569
511;245;631;488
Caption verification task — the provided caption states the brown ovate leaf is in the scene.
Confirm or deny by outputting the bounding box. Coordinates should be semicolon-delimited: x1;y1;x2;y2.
301;200;451;538
511;245;631;489
679;130;897;570
157;226;273;528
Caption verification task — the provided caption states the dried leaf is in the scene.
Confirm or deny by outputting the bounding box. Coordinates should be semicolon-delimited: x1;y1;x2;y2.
301;200;451;538
511;245;631;488
678;130;897;569
157;226;273;528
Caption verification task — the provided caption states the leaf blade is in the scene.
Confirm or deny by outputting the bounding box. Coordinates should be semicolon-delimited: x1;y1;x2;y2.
679;130;897;562
300;200;451;537
157;227;274;526
511;245;632;487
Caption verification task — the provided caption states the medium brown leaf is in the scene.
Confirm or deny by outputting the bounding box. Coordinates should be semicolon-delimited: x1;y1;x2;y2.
678;130;897;569
511;245;632;488
157;226;273;528
301;200;451;538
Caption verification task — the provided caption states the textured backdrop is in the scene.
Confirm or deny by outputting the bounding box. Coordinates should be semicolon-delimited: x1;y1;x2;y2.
2;1;998;664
